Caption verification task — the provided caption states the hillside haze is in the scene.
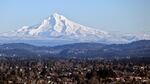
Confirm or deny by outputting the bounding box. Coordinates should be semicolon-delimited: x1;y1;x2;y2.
0;40;149;58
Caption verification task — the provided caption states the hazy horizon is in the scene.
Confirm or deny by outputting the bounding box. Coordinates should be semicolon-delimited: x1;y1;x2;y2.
0;0;150;34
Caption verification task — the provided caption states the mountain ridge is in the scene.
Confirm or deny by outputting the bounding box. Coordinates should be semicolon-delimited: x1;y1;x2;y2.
0;40;150;58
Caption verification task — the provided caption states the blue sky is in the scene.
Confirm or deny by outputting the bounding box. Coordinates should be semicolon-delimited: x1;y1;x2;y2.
0;0;150;33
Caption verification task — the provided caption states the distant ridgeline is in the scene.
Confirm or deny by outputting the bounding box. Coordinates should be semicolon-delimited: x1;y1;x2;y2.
0;40;150;59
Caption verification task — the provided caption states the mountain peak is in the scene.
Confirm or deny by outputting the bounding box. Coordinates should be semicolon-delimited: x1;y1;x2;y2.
48;13;66;21
52;12;62;17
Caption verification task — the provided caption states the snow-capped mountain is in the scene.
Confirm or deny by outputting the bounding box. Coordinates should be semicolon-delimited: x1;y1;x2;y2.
15;13;110;40
0;13;150;46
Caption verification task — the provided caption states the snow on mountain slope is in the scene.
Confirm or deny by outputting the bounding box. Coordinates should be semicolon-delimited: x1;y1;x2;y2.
15;13;108;38
0;13;150;45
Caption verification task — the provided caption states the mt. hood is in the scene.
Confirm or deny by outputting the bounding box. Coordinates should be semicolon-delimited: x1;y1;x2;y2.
0;13;150;46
